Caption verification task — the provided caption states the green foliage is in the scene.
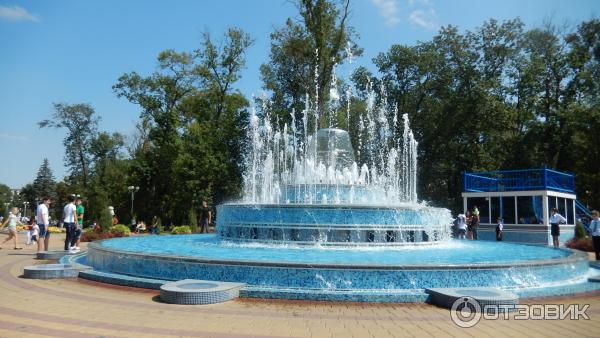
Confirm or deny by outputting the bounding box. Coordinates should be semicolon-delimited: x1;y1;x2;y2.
354;18;600;213
39;103;100;187
33;158;56;200
16;11;600;224
113;27;252;225
0;183;11;217
188;208;198;233
260;0;362;126
575;221;588;239
109;224;131;237
171;225;192;235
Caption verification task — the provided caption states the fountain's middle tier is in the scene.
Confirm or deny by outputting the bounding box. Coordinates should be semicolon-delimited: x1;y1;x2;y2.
217;201;452;246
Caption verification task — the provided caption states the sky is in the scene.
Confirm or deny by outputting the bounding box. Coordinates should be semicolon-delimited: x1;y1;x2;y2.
0;0;598;188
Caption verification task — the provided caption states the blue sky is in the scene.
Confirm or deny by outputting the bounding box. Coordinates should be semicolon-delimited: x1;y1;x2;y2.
1;0;598;188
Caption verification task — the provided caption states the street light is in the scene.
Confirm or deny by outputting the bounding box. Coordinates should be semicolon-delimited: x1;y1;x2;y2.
23;201;30;219
128;186;139;225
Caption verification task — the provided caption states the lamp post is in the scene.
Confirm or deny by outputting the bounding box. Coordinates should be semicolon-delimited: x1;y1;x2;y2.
23;201;29;219
128;186;139;225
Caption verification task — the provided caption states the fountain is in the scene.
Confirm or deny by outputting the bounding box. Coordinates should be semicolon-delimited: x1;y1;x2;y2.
79;80;600;302
218;100;450;246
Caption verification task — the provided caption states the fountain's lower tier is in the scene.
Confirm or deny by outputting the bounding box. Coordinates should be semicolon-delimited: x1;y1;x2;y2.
83;236;600;302
216;203;451;245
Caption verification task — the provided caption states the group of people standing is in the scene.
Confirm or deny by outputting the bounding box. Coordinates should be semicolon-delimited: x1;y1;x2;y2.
62;195;84;253
452;206;600;257
0;195;85;253
454;206;481;240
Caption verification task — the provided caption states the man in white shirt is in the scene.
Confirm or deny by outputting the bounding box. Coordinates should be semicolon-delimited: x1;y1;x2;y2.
63;195;78;252
549;207;567;248
36;197;51;252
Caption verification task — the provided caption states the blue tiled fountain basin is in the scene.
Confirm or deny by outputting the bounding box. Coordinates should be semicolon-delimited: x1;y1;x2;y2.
86;235;590;291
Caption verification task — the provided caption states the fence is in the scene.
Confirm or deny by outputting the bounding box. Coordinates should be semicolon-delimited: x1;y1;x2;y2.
464;168;574;193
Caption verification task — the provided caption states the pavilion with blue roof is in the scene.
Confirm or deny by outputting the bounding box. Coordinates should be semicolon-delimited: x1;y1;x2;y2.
462;167;590;245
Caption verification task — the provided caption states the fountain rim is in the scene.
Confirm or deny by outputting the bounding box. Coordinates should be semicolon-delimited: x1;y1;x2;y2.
87;239;587;271
217;202;448;211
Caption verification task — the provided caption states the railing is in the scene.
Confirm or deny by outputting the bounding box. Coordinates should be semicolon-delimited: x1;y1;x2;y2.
464;168;575;193
575;200;592;233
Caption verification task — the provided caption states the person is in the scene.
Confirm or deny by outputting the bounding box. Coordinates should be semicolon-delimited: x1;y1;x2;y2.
149;216;160;235
1;207;24;249
198;200;212;234
135;220;146;234
549;207;566;248
112;215;119;225
36;197;51;252
73;197;84;250
496;217;504;241
63;195;78;253
30;219;39;245
470;206;480;240
25;219;32;245
456;214;467;240
590;210;600;261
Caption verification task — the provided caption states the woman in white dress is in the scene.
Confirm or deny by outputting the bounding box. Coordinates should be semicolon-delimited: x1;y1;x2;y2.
1;207;25;250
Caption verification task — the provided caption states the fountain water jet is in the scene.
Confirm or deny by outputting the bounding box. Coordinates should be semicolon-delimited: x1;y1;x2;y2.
219;83;450;245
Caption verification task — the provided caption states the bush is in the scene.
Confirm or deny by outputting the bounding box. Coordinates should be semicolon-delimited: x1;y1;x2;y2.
80;224;130;242
575;221;588;239
109;224;131;237
565;237;595;252
80;229;102;242
171;225;192;235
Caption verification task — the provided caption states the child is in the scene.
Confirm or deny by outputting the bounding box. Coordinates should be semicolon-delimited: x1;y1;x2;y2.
496;217;503;241
456;214;467;240
30;219;39;245
1;207;24;250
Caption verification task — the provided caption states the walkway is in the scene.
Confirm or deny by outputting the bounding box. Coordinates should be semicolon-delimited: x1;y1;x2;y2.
0;233;599;337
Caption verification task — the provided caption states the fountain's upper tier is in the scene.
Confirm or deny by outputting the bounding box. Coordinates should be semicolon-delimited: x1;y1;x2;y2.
307;128;355;170
244;107;418;205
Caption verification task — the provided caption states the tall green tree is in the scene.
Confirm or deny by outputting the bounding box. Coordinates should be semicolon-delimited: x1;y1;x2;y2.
114;27;253;225
0;183;12;217
261;0;362;127
32;158;56;200
39;103;100;188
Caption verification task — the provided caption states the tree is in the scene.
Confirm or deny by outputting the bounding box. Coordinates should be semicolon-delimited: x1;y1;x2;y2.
0;183;11;217
114;28;253;225
39;103;100;187
261;0;362;128
86;132;129;225
32;158;56;200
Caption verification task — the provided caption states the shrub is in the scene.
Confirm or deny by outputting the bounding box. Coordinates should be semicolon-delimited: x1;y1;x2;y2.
109;224;131;237
80;227;130;242
80;229;102;242
171;225;192;235
575;221;588;239
565;237;594;252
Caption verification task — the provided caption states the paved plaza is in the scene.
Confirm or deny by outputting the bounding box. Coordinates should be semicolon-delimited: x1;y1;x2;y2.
0;233;599;338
